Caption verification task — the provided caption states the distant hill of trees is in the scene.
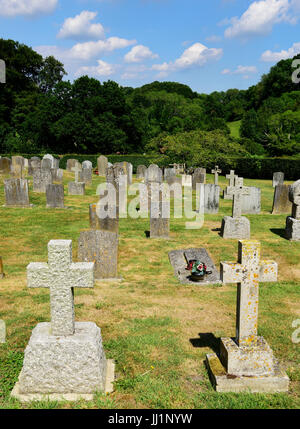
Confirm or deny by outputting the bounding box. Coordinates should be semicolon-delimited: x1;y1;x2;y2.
0;38;300;157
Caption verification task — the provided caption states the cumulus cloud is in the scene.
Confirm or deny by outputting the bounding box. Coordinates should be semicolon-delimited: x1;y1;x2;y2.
152;43;222;77
224;0;291;39
0;0;58;17
261;42;300;61
124;45;158;63
75;60;117;77
57;11;105;41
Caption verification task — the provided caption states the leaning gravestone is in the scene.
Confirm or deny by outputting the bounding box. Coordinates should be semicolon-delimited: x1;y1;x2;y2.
0;157;12;174
78;230;119;281
46;184;65;209
206;240;289;393
272;184;292;215
33;169;52;193
241;187;261;214
273;172;284;188
285;179;300;241
169;248;221;285
221;178;250;239
11;240;114;401
97;156;108;176
4;179;30;207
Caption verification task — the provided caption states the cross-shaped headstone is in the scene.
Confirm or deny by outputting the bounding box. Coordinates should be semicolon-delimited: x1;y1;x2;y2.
221;240;277;347
226;170;235;187
232;178;250;217
27;240;94;336
211;165;222;185
71;163;82;183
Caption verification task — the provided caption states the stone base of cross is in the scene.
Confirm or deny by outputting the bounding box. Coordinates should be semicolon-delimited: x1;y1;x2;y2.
206;240;290;393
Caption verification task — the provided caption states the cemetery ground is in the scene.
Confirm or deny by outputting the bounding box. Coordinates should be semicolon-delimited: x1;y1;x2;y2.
0;171;299;409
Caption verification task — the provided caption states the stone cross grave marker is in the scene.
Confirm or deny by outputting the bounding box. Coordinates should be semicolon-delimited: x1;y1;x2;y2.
27;240;94;336
71;163;82;183
221;240;277;346
232;178;250;218
226;170;235;187
212;165;222;185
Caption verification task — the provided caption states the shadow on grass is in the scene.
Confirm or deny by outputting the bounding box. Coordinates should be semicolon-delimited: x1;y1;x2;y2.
144;230;150;238
270;228;287;239
189;332;220;354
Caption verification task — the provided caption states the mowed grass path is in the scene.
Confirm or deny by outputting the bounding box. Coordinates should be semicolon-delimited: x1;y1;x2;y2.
0;170;299;409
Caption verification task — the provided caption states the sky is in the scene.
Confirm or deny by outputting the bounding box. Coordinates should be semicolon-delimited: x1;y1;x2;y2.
0;0;300;93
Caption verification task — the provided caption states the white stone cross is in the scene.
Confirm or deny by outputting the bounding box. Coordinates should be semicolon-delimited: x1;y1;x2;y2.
232;178;250;217
226;170;235;187
71;163;82;183
211;165;222;185
27;240;94;336
221;240;277;347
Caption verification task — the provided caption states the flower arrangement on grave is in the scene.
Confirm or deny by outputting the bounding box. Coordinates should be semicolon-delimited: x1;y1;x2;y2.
186;260;212;282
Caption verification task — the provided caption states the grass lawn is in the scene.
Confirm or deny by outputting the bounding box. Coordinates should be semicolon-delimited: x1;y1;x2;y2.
227;120;241;138
0;170;299;409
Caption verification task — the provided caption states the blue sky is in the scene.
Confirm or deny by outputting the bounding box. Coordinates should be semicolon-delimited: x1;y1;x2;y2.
0;0;300;93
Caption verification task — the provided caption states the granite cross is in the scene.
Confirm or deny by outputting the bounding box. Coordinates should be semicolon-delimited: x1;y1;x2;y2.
232;178;250;218
27;240;94;336
221;240;277;347
226;170;235;187
211;165;222;185
71;163;82;183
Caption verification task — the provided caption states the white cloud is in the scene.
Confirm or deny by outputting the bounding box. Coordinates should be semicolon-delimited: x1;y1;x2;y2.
69;37;137;60
221;65;258;78
224;0;291;39
0;0;58;17
152;43;222;76
75;60;117;77
124;45;158;63
57;11;105;40
261;42;300;61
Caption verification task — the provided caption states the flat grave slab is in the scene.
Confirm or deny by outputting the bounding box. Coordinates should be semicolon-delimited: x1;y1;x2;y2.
168;248;221;285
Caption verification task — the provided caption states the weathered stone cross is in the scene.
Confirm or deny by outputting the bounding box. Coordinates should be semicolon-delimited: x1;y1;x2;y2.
226;170;235;187
221;240;277;347
71;163;82;183
211;165;222;185
232;178;250;217
27;240;94;336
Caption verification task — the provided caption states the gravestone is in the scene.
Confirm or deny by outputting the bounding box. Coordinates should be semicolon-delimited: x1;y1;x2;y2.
206;240;289;393
221;178;250;239
164;168;176;181
149;183;170;239
0;157;12;174
12;156;24;174
46;184;64;208
82;160;93;170
182;174;192;187
33;169;52;193
68;164;85;195
169;248;221;285
51;168;63;184
211;165;222;185
97;156;108;176
0;320;5;343
28;157;41;175
12;163;23;179
285;179;300;241
273;172;284;188
66;159;78;171
81;167;92;185
203;184;220;214
127;162;133;185
4;179;30;207
11;240;114;401
137;165;147;179
41;158;52;170
89;202;119;233
192;168;206;189
272;184;292;214
42;154;58;169
145;164;162;184
78;230;119;281
241;187;261;214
